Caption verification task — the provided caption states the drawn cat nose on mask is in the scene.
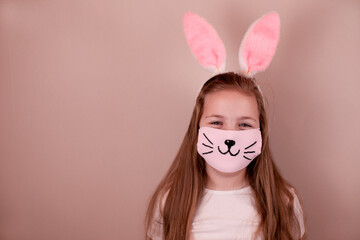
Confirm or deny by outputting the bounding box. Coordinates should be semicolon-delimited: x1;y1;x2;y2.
224;139;235;148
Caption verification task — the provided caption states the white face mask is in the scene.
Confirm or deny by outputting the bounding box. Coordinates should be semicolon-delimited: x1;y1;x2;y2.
197;127;262;173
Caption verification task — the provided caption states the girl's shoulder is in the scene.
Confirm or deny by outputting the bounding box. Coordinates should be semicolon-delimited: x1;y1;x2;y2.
146;190;169;240
289;187;305;238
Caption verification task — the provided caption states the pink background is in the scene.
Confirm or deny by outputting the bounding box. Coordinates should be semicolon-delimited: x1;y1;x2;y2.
1;0;359;239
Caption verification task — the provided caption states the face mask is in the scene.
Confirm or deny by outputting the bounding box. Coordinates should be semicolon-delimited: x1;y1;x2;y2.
197;127;262;173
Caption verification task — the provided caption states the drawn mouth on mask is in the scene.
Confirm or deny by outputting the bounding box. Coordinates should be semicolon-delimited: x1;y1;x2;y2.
218;146;240;156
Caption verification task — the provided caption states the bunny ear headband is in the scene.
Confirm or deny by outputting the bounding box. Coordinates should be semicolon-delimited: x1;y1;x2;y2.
183;11;280;78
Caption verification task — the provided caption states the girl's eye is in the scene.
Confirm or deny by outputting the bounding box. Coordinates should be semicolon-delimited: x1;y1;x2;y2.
210;121;222;125
239;123;252;128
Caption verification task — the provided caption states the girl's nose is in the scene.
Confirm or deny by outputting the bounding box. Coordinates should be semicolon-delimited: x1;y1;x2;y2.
224;139;235;148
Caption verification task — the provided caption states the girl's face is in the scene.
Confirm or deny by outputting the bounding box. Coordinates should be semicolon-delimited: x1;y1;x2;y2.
199;89;260;130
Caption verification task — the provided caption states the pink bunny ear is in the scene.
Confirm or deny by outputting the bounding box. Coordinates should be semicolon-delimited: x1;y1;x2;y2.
239;12;280;77
183;12;226;74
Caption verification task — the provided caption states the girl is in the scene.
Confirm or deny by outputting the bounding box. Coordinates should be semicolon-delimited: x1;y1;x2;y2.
145;12;305;240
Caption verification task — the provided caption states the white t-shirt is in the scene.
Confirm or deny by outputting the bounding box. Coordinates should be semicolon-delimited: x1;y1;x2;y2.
147;186;305;240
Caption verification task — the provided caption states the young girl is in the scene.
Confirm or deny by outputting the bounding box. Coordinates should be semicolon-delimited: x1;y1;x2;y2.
145;12;305;240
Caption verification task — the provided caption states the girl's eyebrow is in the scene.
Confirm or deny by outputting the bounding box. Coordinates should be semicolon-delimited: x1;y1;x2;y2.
205;114;225;119
237;116;257;121
205;115;257;122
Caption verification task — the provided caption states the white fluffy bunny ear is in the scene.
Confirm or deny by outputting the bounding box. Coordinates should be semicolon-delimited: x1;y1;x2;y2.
239;12;280;77
183;12;226;74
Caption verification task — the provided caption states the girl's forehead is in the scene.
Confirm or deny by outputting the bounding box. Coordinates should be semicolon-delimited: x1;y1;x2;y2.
203;89;257;107
202;89;259;117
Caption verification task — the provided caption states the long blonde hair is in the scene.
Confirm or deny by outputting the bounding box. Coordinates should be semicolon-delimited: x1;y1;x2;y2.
145;72;302;240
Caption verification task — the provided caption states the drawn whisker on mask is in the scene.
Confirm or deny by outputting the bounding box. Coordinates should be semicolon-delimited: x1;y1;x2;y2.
245;141;257;150
202;143;213;149
202;150;213;155
243;155;252;161
203;133;213;145
244;151;255;154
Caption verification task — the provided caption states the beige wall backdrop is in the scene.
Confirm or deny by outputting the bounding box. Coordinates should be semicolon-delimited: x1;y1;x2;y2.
1;0;359;239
